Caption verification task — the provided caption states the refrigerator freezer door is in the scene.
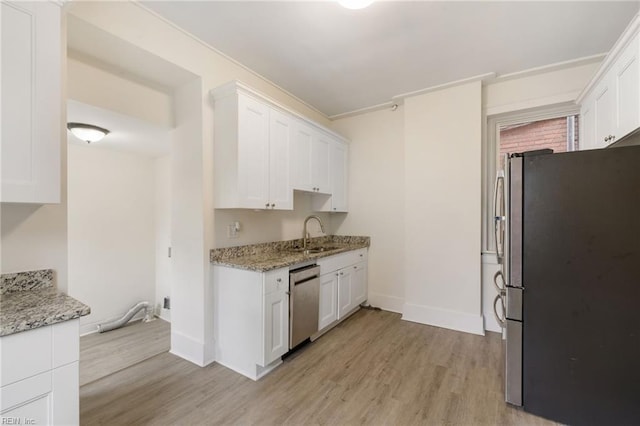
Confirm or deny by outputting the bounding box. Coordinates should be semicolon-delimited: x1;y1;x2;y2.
505;319;522;406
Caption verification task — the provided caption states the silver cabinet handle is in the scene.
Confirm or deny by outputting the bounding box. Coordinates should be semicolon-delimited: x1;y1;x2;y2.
276;278;282;283
271;203;275;208
493;294;506;327
265;203;269;208
285;291;290;295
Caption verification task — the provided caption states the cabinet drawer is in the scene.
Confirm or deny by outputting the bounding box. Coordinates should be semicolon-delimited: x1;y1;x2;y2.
317;248;367;274
0;370;52;413
0;326;52;387
263;268;288;294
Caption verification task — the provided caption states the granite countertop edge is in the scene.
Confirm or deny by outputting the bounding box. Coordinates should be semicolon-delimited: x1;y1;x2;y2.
0;287;91;337
210;235;370;272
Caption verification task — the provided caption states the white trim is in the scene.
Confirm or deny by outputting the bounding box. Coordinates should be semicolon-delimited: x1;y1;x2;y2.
391;72;496;102
490;54;605;85
577;13;640;104
367;293;404;314
484;92;581;117
328;100;397;121
402;303;485;336
132;1;329;122
170;329;215;367
214;358;282;382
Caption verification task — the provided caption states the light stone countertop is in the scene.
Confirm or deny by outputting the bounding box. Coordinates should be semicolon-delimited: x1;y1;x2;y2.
210;235;370;272
0;269;91;337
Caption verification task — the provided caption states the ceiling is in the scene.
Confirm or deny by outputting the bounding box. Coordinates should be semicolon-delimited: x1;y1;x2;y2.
141;1;639;118
67;100;171;157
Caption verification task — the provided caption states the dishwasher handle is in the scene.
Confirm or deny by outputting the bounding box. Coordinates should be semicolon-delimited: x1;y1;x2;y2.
290;265;320;283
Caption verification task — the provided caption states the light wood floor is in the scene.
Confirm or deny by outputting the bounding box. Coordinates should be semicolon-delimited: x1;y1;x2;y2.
80;318;171;386
80;310;556;425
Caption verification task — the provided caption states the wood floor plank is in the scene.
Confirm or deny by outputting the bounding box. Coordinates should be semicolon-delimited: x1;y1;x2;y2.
80;318;171;386
80;310;557;425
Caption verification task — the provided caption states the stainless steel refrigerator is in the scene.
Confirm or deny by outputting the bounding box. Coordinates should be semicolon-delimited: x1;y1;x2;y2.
493;145;640;424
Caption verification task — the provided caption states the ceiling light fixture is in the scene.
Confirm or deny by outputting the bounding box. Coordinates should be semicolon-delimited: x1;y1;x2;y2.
339;0;374;10
67;122;110;144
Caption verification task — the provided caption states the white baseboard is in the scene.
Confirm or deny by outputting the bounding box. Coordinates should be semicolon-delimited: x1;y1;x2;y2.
170;329;215;367
402;303;485;336
367;293;404;313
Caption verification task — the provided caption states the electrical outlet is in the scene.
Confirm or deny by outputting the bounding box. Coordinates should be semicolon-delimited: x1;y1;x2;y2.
227;222;239;238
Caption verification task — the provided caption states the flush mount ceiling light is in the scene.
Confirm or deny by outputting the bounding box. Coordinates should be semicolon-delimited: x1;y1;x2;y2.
339;0;374;9
67;122;110;144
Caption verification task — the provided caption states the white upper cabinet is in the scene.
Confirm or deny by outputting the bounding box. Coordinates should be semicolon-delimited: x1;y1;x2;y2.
578;17;640;149
211;85;293;210
211;81;349;212
312;139;348;213
291;122;331;195
238;93;270;208
613;33;640;139
268;109;294;210
1;1;61;203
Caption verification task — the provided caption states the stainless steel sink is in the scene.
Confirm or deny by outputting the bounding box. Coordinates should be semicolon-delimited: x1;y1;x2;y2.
289;245;342;254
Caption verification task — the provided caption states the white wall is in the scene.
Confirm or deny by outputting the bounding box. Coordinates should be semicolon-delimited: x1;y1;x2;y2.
169;79;212;365
403;81;483;335
483;61;600;115
331;107;405;313
155;155;171;321
68;144;156;335
214;192;333;248
67;55;173;128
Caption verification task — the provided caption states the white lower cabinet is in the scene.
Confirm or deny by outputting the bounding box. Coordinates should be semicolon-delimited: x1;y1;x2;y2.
262;278;289;366
317;249;368;332
213;266;289;380
318;273;338;330
0;320;80;425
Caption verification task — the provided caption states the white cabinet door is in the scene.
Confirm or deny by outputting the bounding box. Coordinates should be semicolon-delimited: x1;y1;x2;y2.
318;273;338;330
52;362;79;426
614;34;640;140
312;132;331;194
268;109;293;210
337;268;354;320
262;269;289;366
580;95;596;151
329;141;348;212
352;262;367;306
594;78;615;148
291;122;314;192
1;1;61;203
238;93;270;209
292;125;331;194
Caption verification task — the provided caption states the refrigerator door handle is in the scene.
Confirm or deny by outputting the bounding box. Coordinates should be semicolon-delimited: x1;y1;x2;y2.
493;270;506;294
494;171;506;264
493;294;506;328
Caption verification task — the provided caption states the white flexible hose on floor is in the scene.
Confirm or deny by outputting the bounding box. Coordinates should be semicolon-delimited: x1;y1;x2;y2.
97;301;154;333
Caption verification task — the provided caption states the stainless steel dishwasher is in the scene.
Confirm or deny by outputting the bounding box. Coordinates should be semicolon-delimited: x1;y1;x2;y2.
289;264;320;349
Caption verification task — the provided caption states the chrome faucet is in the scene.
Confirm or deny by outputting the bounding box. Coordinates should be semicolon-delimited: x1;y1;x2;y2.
303;215;325;251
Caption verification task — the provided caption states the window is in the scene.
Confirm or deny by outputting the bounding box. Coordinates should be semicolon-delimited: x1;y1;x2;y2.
482;104;580;253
